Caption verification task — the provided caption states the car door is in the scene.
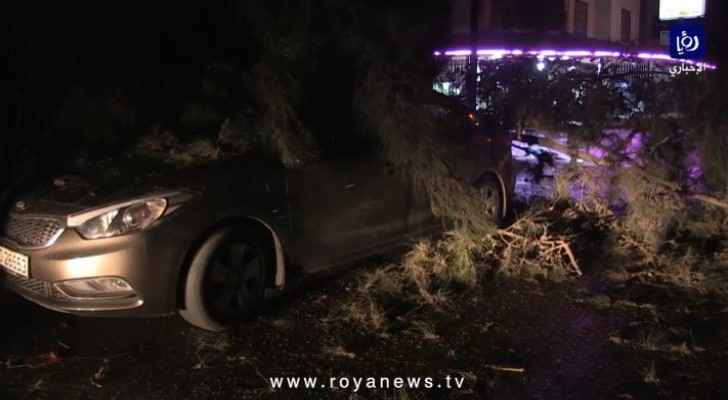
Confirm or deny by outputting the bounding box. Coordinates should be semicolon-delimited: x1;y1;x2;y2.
286;153;409;273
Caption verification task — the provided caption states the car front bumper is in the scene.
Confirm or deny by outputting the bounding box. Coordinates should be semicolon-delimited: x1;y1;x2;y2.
0;225;187;317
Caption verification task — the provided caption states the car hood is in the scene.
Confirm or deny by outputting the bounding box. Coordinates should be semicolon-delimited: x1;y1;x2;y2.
6;155;286;218
7;157;201;217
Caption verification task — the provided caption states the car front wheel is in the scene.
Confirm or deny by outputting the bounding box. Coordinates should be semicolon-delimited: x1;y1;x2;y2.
180;226;269;331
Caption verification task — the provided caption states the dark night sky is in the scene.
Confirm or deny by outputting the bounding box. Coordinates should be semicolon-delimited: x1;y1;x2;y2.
7;1;727;88
5;0;728;152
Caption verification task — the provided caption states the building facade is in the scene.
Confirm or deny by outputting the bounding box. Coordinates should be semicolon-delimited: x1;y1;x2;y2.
451;0;644;45
566;0;642;43
438;0;716;110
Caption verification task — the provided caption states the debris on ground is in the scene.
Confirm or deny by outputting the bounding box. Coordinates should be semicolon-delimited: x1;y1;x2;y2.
91;358;111;387
322;346;356;360
482;206;588;279
485;365;526;374
25;351;62;369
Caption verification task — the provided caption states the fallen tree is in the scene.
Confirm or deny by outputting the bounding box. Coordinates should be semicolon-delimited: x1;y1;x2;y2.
538;135;728;211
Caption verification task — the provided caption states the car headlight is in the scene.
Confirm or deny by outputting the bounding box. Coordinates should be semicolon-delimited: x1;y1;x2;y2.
74;198;167;239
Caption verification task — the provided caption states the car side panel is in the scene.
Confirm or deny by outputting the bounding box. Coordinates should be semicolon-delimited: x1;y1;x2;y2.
406;123;513;231
286;157;409;273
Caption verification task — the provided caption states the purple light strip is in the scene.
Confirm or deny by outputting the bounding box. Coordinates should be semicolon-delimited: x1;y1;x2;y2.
637;52;671;61
434;48;717;69
538;50;559;56
444;49;472;56
476;49;511;56
563;50;593;57
594;51;622;57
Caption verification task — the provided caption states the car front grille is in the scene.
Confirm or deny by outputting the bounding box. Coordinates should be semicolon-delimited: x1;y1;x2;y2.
2;272;65;299
2;214;65;248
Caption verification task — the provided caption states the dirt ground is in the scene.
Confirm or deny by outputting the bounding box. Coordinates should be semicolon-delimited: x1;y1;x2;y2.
1;249;727;400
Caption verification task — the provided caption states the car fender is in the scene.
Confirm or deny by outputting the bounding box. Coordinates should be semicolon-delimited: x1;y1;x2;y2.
171;203;290;311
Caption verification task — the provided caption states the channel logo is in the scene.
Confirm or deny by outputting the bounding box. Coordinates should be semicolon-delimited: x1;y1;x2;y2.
670;22;705;60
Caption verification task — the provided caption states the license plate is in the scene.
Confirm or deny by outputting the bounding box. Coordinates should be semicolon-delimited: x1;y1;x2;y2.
0;245;29;278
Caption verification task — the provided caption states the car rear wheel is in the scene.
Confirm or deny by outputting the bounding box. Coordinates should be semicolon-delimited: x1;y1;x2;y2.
180;226;269;331
478;175;505;227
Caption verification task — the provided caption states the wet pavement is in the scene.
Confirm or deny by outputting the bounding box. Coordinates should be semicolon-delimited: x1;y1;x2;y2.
2;236;728;399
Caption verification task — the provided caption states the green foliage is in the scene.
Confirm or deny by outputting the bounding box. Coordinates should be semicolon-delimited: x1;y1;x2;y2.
629;72;728;191
249;63;320;167
617;173;684;252
355;63;497;236
473;54;728;192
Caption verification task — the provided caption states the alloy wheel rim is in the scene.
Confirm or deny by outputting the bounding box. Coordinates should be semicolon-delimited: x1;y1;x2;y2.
203;241;263;320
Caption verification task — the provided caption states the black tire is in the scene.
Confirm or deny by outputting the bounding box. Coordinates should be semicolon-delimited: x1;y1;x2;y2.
477;175;506;227
179;226;269;331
